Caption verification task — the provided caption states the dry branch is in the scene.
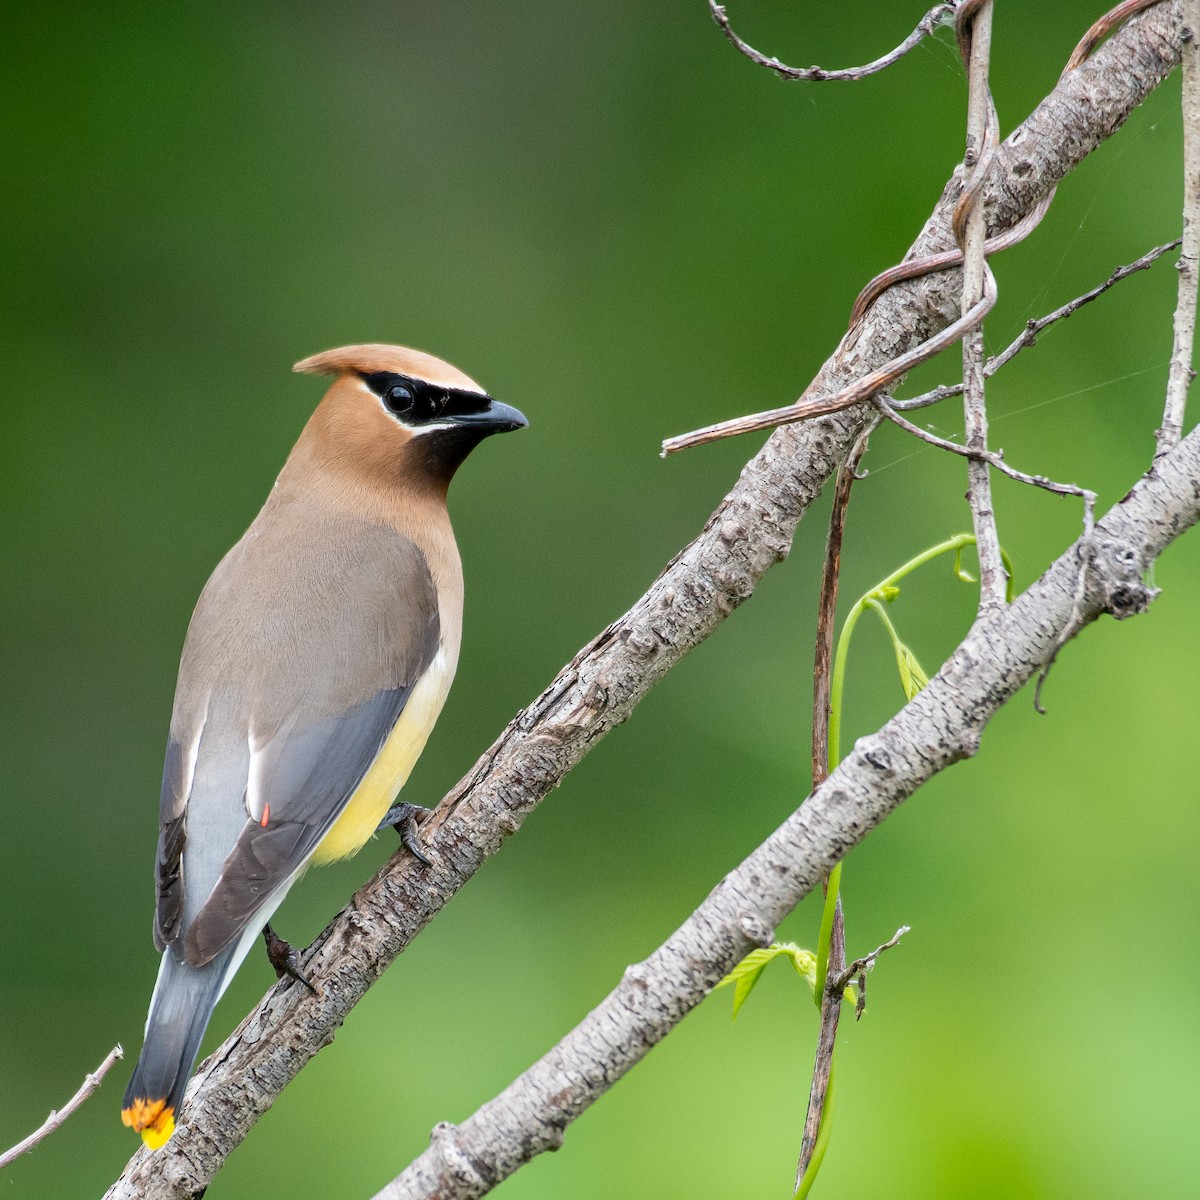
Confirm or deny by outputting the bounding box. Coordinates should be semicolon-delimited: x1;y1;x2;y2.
795;428;872;1189
709;1;955;83
659;283;996;456
811;429;873;790
894;240;1181;411
796;894;844;1190
664;0;1173;460
957;0;1006;611
835;925;911;1011
374;418;1200;1200
0;1045;123;1171
874;398;1094;503
105;4;1185;1197
1158;0;1200;455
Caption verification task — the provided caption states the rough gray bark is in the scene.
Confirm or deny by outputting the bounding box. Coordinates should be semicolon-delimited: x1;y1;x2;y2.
376;410;1200;1200
959;1;1007;612
104;4;1185;1197
1158;0;1200;455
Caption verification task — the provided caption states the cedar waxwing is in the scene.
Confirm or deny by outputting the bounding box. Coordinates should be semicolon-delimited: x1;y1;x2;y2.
121;344;526;1149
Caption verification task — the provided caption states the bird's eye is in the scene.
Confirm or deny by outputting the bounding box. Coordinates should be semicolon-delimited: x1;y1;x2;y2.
384;383;415;417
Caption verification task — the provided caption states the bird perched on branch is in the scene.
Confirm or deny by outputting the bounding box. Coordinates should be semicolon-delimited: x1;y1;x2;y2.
121;344;527;1149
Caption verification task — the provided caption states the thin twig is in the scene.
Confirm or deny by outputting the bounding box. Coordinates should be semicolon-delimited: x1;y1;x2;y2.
660;280;995;456
665;0;1171;461
811;429;875;788
0;1045;123;1170
833;926;911;1019
833;926;911;992
876;398;1094;502
848;196;1054;328
796;427;874;1191
796;900;843;1192
1157;0;1200;456
850;0;1168;328
957;0;1007;612
894;241;1181;411
1069;0;1171;69
877;387;1103;697
876;389;1102;710
710;1;956;83
664;238;1181;452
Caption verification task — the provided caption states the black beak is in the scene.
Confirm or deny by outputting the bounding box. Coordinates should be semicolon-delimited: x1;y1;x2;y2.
449;399;528;434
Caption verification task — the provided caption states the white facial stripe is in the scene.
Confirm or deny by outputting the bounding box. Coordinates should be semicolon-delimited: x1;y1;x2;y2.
407;421;459;435
356;380;409;427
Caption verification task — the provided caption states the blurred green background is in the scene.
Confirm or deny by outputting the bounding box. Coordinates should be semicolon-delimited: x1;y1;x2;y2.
2;2;1196;1197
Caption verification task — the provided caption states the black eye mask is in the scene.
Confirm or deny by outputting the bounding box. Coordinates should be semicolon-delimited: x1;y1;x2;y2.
359;371;491;425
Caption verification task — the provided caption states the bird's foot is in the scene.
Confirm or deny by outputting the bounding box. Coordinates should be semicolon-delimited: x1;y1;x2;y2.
262;923;317;994
377;802;434;866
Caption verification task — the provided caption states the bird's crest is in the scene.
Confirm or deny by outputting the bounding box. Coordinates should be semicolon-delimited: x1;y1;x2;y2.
294;344;485;395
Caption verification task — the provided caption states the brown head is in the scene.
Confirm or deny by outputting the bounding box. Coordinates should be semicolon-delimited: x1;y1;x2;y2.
292;343;527;496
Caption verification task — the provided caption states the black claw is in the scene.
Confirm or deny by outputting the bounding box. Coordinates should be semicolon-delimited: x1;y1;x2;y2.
262;923;317;994
377;802;434;866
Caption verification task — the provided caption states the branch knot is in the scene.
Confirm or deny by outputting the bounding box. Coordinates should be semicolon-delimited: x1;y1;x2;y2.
1089;537;1159;619
860;741;895;776
430;1122;490;1189
737;911;775;948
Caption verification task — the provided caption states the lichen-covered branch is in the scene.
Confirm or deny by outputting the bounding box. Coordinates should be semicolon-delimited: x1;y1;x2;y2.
104;5;1185;1197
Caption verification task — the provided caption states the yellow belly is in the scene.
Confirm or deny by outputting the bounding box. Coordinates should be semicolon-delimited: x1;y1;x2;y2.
312;649;453;864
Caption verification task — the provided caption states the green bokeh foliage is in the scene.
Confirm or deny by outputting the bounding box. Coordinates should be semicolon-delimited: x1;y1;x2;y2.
1;2;1196;1197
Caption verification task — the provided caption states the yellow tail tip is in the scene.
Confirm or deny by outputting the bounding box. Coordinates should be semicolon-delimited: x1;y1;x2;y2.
121;1098;176;1149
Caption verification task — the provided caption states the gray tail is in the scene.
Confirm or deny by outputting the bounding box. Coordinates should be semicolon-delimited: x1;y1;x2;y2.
121;945;234;1144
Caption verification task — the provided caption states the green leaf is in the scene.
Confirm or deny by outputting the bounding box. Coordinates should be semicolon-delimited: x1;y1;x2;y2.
894;641;929;701
863;598;928;705
715;947;779;1019
786;946;818;986
716;943;818;1019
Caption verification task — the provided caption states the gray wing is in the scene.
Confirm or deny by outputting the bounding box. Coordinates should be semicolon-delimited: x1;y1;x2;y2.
180;686;413;966
152;509;440;967
153;739;188;950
